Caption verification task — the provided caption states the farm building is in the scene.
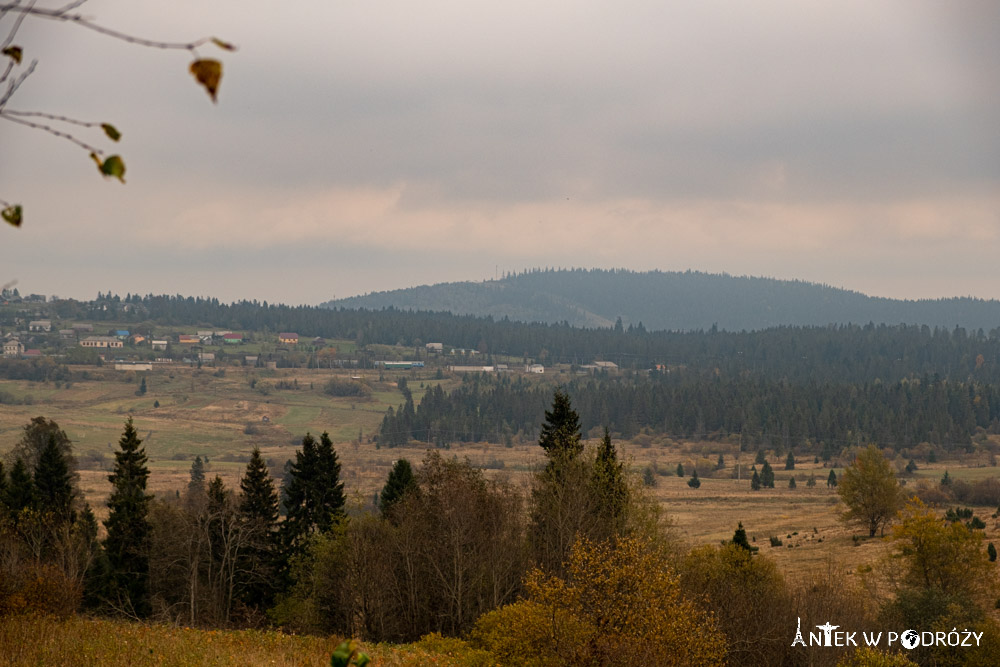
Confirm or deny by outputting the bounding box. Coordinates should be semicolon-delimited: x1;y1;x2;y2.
278;332;299;344
81;336;123;349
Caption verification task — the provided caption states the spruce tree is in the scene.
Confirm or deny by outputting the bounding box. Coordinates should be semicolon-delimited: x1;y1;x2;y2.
827;469;838;487
314;432;346;534
676;463;685;477
538;389;582;460
379;458;416;518
103;417;153;618
988;542;997;563
280;432;345;558
281;433;319;556
687;469;701;489
788;476;796;489
750;470;761;491
755;450;766;465
760;461;775;488
239;448;279;529
4;458;34;515
785;451;795;470
716;454;725;470
33;435;76;520
237;447;279;610
188;455;206;496
592;428;629;527
732;522;757;553
0;461;6;506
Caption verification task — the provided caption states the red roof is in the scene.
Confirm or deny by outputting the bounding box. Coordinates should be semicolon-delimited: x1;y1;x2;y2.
223;332;243;340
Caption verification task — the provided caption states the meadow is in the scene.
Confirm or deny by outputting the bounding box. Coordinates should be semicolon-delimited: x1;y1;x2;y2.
2;360;998;587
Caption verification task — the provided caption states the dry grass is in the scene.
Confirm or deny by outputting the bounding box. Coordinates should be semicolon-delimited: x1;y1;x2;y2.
0;615;487;667
3;367;999;577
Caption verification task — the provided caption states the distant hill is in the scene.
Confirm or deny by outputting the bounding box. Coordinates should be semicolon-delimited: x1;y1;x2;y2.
321;269;1000;332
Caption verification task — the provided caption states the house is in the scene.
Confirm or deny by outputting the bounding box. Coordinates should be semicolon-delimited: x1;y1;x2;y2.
244;355;259;364
197;330;215;338
131;334;147;345
222;332;244;344
449;365;495;373
112;330;130;339
312;337;326;347
3;339;24;357
593;361;618;370
525;364;544;374
59;329;76;339
81;336;123;349
278;332;299;345
151;339;169;351
178;334;199;344
71;323;93;333
198;352;215;362
23;349;42;358
425;342;443;353
28;320;51;332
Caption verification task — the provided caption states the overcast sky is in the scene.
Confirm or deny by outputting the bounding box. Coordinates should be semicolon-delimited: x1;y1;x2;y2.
2;0;998;305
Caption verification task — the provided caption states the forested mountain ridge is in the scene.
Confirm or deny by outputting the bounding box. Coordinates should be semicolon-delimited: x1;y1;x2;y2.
321;269;1000;331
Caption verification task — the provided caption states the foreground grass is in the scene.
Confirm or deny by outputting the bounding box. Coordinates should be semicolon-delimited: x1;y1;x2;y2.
0;615;493;667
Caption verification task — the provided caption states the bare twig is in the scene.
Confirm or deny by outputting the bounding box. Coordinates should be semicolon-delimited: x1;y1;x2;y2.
0;0;34;50
0;57;34;108
1;110;104;154
0;58;13;87
0;3;215;52
4;108;104;128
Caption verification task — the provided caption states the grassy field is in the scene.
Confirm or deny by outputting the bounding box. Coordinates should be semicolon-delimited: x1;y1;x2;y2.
0;615;487;667
2;364;999;585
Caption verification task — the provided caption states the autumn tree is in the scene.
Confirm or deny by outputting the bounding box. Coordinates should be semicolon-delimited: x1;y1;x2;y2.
7;416;73;474
838;445;902;537
472;537;727;665
880;499;1000;665
102;417;153;617
680;543;790;665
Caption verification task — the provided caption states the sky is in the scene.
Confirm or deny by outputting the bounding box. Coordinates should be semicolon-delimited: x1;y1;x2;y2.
1;0;998;305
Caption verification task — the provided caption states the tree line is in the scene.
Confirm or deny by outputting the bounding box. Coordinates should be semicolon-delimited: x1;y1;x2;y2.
380;371;1000;452
33;292;1000;383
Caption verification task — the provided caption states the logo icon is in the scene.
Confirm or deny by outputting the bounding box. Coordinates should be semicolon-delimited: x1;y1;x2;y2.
901;629;919;650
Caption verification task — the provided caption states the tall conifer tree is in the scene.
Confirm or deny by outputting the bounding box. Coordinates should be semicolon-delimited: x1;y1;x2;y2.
237;448;280;610
538;389;582;459
4;458;34;515
380;458;416;518
103;417;152;617
34;435;75;520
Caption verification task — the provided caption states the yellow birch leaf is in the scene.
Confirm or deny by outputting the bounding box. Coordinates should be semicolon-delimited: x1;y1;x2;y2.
189;59;222;103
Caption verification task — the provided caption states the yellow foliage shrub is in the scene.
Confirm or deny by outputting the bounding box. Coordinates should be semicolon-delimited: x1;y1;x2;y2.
471;536;726;666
